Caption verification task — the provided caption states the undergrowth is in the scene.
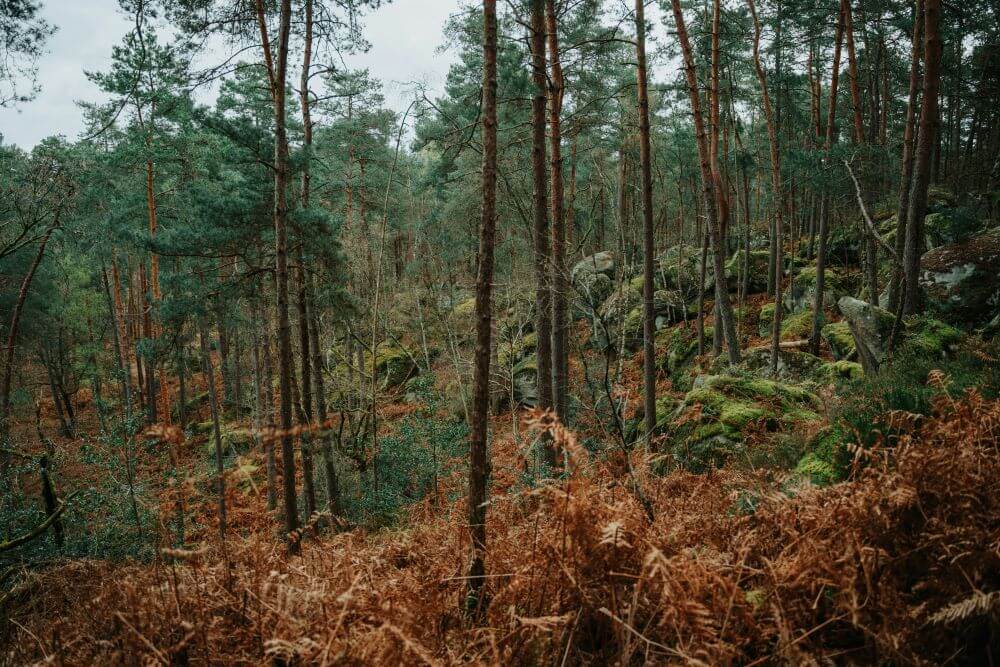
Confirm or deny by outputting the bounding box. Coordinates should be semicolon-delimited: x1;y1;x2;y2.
3;372;998;664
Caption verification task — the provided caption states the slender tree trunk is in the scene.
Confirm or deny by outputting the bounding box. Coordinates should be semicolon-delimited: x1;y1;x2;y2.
889;0;924;312
255;0;299;551
811;1;846;355
634;0;657;442
530;0;555;465
1;215;60;441
904;0;942;314
199;321;226;539
844;0;878;302
747;0;785;375
668;0;740;364
465;0;498;617
545;0;569;426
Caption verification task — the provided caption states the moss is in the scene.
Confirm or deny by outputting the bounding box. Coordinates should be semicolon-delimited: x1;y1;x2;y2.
794;452;837;486
818;360;864;382
719;401;767;429
628;275;645;295
821;321;856;360
498;331;539;368
903;316;963;356
451;297;476;320
781;308;820;341
374;344;418;389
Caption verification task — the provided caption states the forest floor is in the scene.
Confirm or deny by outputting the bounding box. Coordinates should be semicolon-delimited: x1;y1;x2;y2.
2;294;1000;665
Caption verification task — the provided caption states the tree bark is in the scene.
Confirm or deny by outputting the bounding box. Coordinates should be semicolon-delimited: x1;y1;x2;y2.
530;0;556;465
466;0;498;618
746;0;785;376
255;0;299;551
545;0;569;427
810;1;845;355
1;214;60;441
634;0;657;442
904;0;942;315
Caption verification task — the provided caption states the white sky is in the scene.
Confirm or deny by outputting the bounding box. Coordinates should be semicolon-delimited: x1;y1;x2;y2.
0;0;463;149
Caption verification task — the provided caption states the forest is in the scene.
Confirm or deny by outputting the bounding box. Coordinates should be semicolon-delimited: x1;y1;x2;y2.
1;0;999;663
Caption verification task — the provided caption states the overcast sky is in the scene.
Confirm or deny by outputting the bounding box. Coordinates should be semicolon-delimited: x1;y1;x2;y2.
0;0;463;149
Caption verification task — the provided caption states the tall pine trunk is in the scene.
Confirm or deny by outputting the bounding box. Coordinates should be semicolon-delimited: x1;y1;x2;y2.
668;0;741;364
466;0;498;617
530;0;556;465
634;0;657;442
904;0;942;314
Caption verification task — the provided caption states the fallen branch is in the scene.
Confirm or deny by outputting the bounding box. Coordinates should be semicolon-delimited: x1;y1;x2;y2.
843;158;900;263
0;490;81;553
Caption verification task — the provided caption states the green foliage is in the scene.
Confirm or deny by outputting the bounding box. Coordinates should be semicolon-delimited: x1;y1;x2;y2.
341;375;468;528
1;417;155;564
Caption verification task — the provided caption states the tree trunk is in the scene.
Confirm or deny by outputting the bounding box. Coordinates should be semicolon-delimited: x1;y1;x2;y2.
1;215;60;442
530;0;556;465
465;0;498;617
668;0;740;364
634;0;657;443
199;320;226;539
255;0;299;552
545;0;569;427
811;1;845;355
904;0;942;315
746;0;785;376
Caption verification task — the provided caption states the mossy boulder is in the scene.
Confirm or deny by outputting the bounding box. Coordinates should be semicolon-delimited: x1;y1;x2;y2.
780;307;821;342
622;307;644;351
821;321;857;360
374;344;419;390
837;296;897;374
920;230;1000;328
671;375;822;471
511;355;538;407
784;266;846;313
903;315;963;357
817;359;864;382
655;325;711;390
726;249;771;294
574;271;614;316
200;423;254;458
571;250;616;281
710;346;825;382
656;244;712;298
498;331;538;369
758;302;777;337
599;283;642;325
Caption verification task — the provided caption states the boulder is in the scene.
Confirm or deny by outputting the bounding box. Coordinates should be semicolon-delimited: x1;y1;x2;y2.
821;321;857;360
780;307;821;342
758;302;777;337
837;296;897;374
374;344;419;390
920;230;1000;328
903;315;964;357
655;325;710;391
725;249;771;294
572;271;614;318
511;355;538;407
571;251;615;282
784;266;846;313
708;346;825;382
817;359;864;382
671;375;822;472
599;283;642;325
656;244;712;298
